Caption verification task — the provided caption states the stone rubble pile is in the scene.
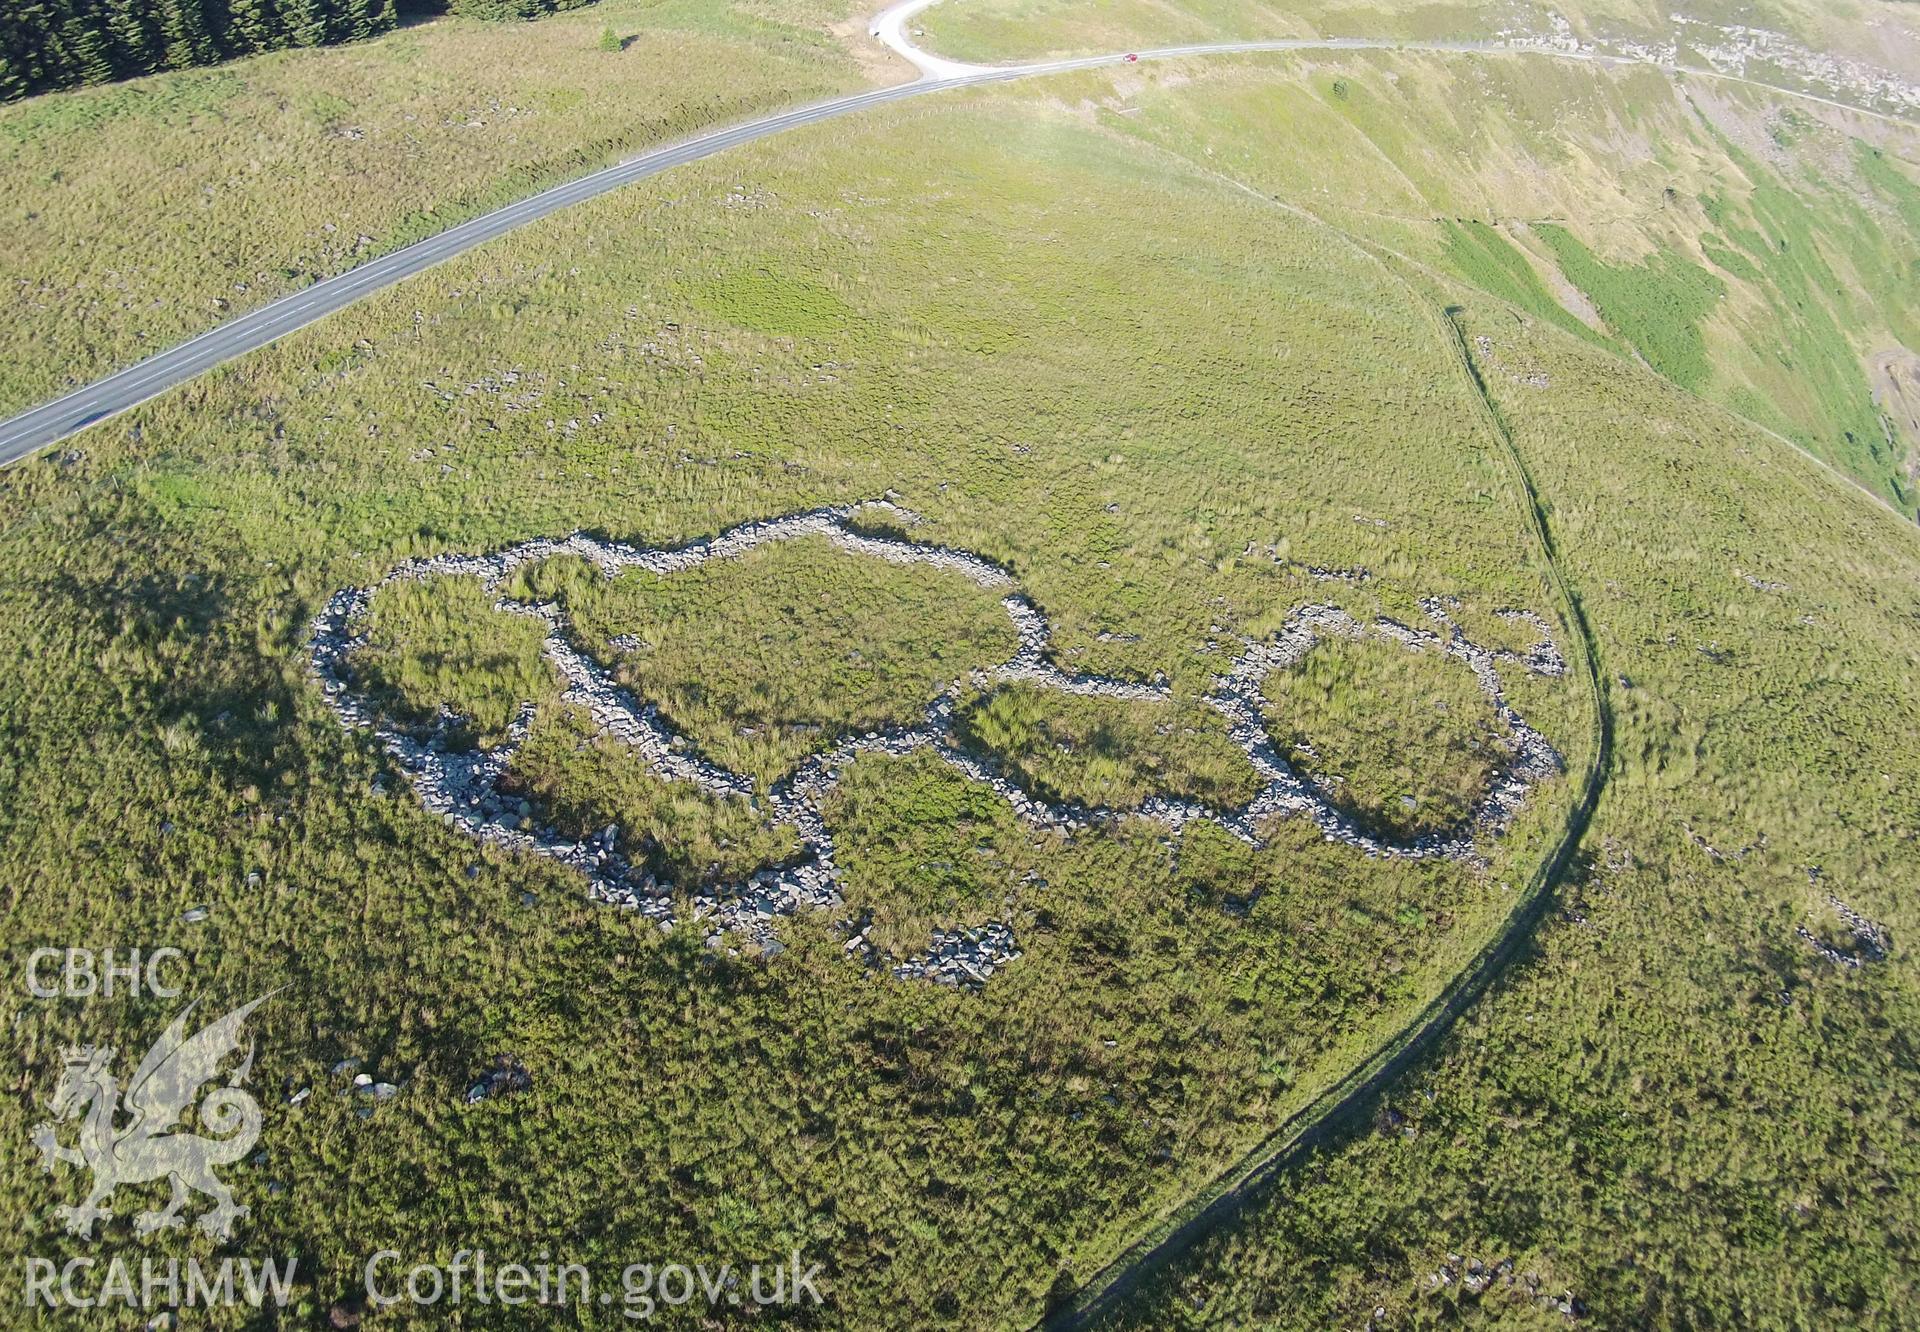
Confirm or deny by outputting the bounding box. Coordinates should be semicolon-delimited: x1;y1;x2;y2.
1679;17;1920;115
893;922;1022;986
1681;823;1764;863
1208;601;1564;861
465;1054;534;1105
1427;1253;1514;1295
993;596;1170;703
1488;12;1920;116
1798;893;1890;969
310;504;1569;990
1241;540;1373;584
1424;1253;1585;1319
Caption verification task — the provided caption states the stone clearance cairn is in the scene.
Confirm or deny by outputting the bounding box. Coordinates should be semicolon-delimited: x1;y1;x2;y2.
309;503;1566;988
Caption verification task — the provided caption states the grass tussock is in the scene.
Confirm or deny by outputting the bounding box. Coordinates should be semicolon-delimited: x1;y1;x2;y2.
351;572;558;746
1260;635;1511;840
511;538;1020;790
955;682;1263;810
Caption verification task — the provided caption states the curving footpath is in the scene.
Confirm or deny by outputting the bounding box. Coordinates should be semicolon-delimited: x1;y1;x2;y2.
2;3;1907;466
1034;306;1615;1330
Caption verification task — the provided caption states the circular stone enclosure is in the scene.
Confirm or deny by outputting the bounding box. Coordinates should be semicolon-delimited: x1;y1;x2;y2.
309;505;1567;987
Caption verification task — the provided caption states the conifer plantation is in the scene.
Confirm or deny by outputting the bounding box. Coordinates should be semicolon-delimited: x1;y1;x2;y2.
1;0;604;99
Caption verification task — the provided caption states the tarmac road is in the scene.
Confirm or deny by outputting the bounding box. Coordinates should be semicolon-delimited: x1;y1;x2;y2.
4;8;1801;471
3;0;1894;468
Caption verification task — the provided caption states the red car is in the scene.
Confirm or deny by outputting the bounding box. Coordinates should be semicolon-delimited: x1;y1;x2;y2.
1124;52;1139;62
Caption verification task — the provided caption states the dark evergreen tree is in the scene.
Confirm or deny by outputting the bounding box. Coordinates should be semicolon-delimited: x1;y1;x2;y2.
225;0;282;56
8;1;62;94
157;0;216;70
340;0;378;43
448;0;545;19
105;0;161;76
0;0;488;101
279;0;332;48
60;2;117;85
0;42;24;103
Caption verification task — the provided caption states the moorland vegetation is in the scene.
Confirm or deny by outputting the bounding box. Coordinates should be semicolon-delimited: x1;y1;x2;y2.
1;11;1915;1331
0;88;1590;1326
0;0;879;418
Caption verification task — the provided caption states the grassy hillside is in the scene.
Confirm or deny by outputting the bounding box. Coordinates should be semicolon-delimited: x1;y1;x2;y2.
917;0;1920;85
0;90;1591;1327
1;14;1915;1332
990;52;1920;513
1091;290;1920;1332
0;0;888;421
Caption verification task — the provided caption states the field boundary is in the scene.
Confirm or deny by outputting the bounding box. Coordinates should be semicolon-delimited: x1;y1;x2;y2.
1035;305;1614;1331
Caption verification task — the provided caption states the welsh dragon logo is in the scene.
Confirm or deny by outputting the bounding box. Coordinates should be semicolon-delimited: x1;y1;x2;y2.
30;993;273;1241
